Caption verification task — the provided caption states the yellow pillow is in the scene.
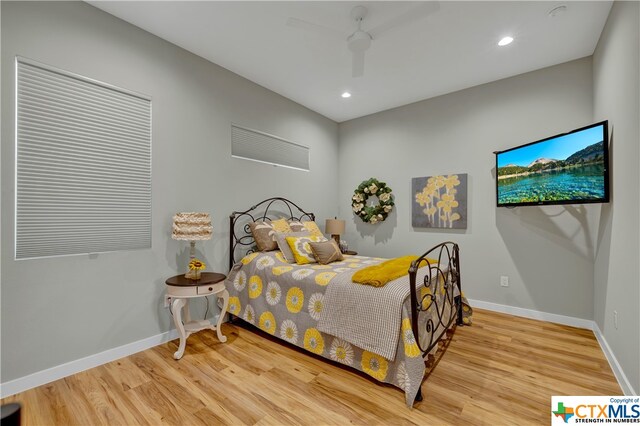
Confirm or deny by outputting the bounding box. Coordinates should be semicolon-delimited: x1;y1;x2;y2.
302;221;324;238
285;235;326;265
271;218;292;233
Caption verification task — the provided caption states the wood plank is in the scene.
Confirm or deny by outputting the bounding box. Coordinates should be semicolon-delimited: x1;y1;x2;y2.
150;342;267;425
1;309;622;425
127;381;203;426
92;365;153;425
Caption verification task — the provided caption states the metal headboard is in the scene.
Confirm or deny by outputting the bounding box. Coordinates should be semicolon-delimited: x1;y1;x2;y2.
229;197;316;270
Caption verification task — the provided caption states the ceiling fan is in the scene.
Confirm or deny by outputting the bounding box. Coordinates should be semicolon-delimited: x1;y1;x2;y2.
286;2;440;78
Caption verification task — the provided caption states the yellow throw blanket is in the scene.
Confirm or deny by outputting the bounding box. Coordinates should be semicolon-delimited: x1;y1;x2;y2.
352;255;437;287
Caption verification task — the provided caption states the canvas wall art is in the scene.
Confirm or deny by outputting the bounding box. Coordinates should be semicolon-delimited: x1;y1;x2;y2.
412;174;468;229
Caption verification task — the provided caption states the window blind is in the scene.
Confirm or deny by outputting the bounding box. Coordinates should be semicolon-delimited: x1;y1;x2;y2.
15;58;152;259
231;124;309;171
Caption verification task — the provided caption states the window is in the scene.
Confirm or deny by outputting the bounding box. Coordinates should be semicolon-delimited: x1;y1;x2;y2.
231;124;310;171
15;58;152;259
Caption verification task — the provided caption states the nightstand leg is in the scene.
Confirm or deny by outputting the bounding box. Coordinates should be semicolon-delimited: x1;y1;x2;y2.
172;298;187;360
183;297;191;323
216;289;229;343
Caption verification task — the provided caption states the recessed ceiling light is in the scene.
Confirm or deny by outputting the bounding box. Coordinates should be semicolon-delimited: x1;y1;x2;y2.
498;36;514;47
341;92;352;98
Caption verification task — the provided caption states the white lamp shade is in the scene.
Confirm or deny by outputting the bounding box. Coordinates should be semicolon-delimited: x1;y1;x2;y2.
172;212;213;241
325;218;345;235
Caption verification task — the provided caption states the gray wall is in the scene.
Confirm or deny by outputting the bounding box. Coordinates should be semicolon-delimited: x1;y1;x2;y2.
593;1;640;393
1;2;339;382
338;58;598;320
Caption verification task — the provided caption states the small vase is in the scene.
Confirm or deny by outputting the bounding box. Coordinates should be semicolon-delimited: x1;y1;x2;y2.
185;269;200;280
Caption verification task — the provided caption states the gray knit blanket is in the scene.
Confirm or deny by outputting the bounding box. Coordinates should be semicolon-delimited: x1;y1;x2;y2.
317;265;430;361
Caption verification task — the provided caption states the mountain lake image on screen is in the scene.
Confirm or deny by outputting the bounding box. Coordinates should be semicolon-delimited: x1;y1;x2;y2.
496;121;609;207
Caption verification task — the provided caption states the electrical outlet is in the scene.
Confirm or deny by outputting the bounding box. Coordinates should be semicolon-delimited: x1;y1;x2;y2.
500;275;509;287
164;295;172;308
614;311;618;329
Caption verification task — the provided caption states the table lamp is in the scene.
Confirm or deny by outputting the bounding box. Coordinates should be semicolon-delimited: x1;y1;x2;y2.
172;212;213;279
325;218;345;246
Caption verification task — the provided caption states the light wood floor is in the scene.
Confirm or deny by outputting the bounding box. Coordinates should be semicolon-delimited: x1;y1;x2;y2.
2;309;621;425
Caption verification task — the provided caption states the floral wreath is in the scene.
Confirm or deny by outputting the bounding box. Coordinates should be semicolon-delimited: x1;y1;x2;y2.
352;178;394;224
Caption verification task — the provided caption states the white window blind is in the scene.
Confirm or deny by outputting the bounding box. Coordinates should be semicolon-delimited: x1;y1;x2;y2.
231;124;309;171
15;58;152;259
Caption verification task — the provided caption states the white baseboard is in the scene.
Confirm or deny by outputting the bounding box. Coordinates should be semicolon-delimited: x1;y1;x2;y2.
592;323;637;396
0;329;178;398
468;298;636;396
467;298;594;329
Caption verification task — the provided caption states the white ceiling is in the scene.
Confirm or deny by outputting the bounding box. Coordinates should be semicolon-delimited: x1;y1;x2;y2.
88;1;612;123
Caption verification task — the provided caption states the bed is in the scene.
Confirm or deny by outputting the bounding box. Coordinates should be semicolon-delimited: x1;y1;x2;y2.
225;197;470;407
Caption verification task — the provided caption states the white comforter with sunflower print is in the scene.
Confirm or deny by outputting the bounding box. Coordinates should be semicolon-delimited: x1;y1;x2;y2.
225;251;460;407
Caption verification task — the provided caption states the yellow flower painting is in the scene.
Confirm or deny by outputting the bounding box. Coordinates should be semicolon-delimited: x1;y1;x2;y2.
412;174;467;229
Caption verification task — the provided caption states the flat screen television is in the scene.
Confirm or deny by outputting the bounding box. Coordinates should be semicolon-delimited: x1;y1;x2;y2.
496;121;609;207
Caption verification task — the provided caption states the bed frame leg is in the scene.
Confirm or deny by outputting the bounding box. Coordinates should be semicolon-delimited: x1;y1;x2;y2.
415;387;423;402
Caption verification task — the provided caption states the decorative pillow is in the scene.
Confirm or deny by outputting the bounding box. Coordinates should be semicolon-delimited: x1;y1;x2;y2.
271;218;292;233
248;218;293;252
309;240;344;265
285;235;327;265
302;221;324;238
249;221;277;251
275;231;311;263
288;220;306;232
288;220;324;237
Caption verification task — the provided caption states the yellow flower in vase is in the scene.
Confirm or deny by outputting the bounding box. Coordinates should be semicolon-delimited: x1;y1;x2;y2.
186;258;206;280
189;259;206;270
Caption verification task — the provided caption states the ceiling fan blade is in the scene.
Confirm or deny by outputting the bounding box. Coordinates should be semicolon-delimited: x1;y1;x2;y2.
368;1;440;39
286;17;344;40
352;50;365;78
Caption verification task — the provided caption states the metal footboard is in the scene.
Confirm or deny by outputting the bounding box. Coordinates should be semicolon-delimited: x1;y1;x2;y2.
408;241;462;357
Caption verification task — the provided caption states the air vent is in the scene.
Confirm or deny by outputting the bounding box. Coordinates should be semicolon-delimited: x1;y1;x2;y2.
231;124;309;171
